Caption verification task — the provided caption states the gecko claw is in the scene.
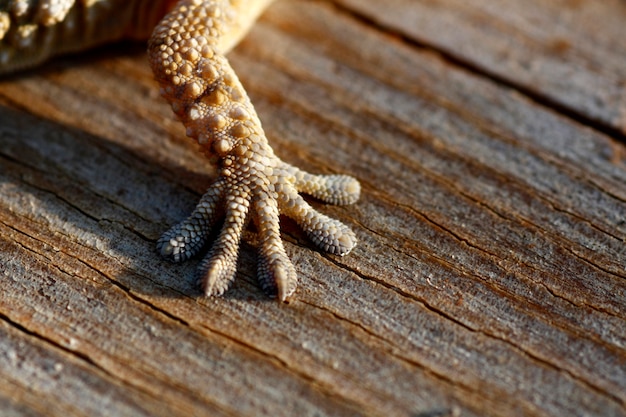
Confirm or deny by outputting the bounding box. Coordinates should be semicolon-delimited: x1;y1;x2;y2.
198;256;237;297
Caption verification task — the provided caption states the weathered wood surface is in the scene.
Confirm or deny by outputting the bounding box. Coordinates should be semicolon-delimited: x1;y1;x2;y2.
0;0;624;416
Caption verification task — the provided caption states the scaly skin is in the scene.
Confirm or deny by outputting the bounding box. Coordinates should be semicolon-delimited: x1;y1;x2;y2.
0;0;361;301
0;0;176;73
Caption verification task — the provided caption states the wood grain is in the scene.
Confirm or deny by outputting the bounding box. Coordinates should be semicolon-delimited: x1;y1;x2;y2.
0;1;624;416
337;0;626;135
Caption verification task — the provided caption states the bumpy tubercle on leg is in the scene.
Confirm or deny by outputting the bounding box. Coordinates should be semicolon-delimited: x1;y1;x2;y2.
149;0;360;301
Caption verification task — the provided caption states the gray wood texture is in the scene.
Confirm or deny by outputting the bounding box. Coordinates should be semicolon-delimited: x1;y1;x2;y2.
0;0;624;416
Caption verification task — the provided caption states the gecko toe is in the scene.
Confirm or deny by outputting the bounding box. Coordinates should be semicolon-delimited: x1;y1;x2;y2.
196;187;250;296
157;179;226;262
280;190;357;256
290;167;361;206
306;214;357;255
254;194;298;301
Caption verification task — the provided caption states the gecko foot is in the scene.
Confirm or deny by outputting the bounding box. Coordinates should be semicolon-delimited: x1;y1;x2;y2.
157;161;359;301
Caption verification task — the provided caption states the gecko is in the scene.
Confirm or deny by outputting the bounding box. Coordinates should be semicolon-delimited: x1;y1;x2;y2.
0;0;360;301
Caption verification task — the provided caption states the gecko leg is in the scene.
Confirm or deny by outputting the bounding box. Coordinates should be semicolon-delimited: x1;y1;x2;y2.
149;0;360;300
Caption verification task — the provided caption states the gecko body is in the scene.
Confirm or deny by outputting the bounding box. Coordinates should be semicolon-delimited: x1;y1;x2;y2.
1;0;360;301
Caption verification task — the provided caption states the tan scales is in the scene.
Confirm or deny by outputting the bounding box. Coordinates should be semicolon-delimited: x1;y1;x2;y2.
0;0;360;301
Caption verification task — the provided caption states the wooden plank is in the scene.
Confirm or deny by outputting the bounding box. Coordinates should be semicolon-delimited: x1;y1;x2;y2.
0;1;624;416
336;0;626;135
